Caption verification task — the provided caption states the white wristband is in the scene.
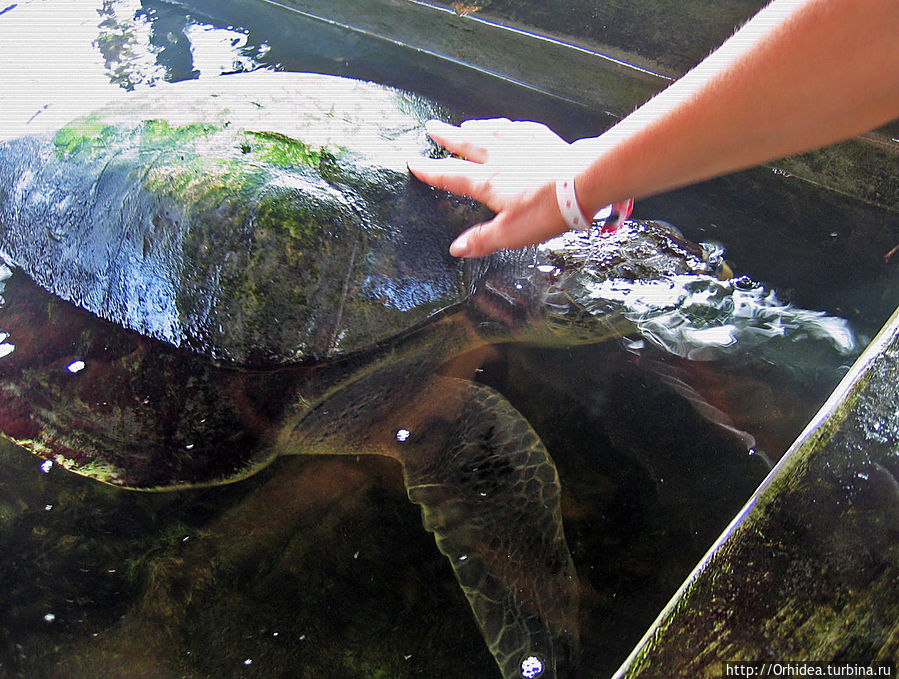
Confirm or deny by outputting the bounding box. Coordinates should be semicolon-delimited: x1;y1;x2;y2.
555;178;590;230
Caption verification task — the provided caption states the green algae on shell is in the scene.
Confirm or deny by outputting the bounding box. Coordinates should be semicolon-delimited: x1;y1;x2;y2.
0;72;483;365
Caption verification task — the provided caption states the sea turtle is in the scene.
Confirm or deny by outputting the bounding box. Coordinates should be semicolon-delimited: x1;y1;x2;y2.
0;72;855;679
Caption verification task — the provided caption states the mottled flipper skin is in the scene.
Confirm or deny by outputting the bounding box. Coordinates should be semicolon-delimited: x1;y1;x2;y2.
402;379;578;679
284;340;580;678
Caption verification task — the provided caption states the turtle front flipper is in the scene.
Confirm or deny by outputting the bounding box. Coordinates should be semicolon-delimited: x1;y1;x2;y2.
396;378;579;679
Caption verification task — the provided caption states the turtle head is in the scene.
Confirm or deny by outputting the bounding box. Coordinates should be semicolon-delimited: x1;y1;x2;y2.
510;220;723;346
520;220;857;363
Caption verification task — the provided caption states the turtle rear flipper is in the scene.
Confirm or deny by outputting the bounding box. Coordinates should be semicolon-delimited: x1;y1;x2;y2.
397;378;578;679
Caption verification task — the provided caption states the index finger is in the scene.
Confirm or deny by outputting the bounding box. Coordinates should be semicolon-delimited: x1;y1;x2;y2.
406;156;497;203
424;120;506;163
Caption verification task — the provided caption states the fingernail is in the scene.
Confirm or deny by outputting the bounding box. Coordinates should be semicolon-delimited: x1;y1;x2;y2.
449;233;469;257
406;158;431;175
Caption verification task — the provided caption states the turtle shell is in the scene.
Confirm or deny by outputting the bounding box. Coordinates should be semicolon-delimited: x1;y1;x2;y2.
0;72;490;365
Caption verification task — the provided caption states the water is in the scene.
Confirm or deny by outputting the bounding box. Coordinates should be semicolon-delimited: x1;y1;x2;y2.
0;1;897;678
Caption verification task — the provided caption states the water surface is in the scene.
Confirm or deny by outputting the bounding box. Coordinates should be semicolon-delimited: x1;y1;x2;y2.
0;1;896;678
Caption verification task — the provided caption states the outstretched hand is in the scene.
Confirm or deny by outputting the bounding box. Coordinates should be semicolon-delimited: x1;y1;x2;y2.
408;0;899;258
407;118;588;258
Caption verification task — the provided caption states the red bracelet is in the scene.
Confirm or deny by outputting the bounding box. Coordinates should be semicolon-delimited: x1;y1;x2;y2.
601;197;635;233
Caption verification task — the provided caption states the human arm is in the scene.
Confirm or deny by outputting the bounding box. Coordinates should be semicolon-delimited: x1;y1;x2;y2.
407;0;899;258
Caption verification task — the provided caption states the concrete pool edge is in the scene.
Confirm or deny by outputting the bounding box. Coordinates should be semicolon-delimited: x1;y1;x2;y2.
613;304;899;678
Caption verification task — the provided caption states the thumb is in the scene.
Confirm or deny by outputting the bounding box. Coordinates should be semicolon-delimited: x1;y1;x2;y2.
449;221;498;258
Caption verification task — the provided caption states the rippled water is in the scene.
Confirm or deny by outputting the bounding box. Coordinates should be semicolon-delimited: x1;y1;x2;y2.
0;2;897;678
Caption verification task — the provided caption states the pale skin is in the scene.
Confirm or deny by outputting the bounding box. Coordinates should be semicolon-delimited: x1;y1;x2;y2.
407;0;899;258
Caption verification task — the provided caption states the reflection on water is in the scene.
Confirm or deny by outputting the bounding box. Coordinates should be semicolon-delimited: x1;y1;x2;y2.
0;0;273;140
96;0;167;90
0;0;122;139
0;1;896;678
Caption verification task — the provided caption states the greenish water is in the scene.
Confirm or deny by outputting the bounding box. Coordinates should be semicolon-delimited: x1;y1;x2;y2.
0;1;897;678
